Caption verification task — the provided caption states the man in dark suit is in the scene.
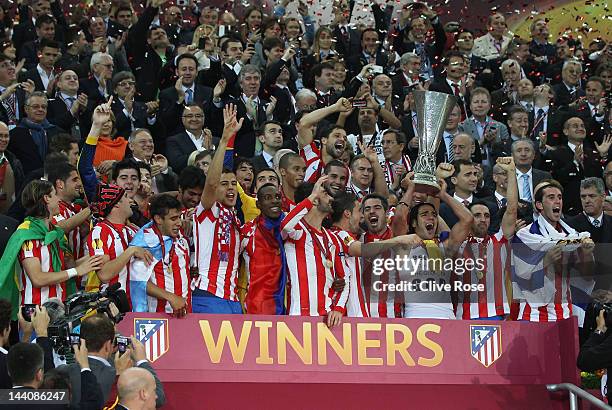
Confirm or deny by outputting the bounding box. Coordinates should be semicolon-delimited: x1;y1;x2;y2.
545;116;603;215
110;71;154;139
251;120;284;172
7;342;45;388
12;0;68;51
8;92;63;175
128;129;177;194
166;105;216;174
511;138;552;204
428;50;472;119
115;367;159;410
345;28;391;79
552;60;585;108
159;54;213;136
18;38;61;94
330;0;360;58
57;314;165;408
260;48;298;126
79;52;114;107
126;0;175;103
47;70;91;140
566;177;612;291
17;15;58;71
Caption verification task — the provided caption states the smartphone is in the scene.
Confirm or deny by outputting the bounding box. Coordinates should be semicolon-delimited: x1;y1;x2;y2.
21;304;37;322
176;0;188;6
352;99;367;108
371;65;383;74
69;334;80;345
218;25;226;37
115;335;131;353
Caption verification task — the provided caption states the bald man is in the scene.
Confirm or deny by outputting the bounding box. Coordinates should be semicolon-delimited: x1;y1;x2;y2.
116;367;157;410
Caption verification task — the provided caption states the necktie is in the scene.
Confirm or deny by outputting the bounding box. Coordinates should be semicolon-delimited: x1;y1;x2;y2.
415;43;427;74
593;219;601;228
185;89;193;104
521;174;532;202
534;108;545;137
452;83;461;97
500;197;507;208
67;97;76;110
447;134;455;162
462;200;470;207
569;88;576;101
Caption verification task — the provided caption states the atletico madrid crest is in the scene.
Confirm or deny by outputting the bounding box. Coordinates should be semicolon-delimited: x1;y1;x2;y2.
134;319;169;362
470;325;502;367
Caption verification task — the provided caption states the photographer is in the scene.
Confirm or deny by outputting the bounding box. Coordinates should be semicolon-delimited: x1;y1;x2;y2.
57;314;165;409
577;308;612;402
17;305;56;374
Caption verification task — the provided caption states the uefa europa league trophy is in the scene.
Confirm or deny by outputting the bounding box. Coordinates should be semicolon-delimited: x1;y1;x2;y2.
412;90;458;194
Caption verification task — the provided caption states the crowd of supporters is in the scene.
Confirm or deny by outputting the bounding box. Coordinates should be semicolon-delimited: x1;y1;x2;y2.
0;0;610;405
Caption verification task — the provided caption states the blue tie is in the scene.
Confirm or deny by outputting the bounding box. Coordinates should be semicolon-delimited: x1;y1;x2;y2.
521;174;532;202
185;88;193;104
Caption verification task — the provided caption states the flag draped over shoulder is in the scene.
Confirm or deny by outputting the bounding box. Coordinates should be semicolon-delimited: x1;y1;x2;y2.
511;215;591;308
129;222;170;312
0;217;70;319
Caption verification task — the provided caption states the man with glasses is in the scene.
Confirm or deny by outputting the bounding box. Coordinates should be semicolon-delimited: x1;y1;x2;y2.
159;54;213;135
80;52;114;106
128;129;177;194
8;92;63;175
110;71;157;139
166;105;215;174
0;55;32;129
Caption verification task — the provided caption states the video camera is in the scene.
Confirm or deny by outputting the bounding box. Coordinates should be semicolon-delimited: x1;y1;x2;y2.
47;283;129;355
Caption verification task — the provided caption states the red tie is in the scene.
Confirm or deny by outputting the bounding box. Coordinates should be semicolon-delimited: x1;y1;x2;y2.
452;83;461;97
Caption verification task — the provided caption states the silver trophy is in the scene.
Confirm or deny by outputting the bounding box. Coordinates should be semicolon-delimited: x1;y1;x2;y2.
412;90;457;194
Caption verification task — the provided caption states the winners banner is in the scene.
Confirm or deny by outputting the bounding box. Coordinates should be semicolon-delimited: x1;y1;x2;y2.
117;313;579;386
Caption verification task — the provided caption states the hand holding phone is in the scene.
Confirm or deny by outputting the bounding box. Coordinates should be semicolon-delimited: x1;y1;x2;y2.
21;304;37;322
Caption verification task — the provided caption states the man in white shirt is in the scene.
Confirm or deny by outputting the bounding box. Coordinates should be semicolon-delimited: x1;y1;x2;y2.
511;139;551;203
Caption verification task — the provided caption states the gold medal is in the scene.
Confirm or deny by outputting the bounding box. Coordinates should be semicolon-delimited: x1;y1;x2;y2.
476;271;484;280
325;259;333;269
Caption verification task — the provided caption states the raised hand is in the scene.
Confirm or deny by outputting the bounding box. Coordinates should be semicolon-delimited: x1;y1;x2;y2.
595;135;612;157
222;103;244;137
495;157;515;172
213;79;226;99
435;163;455;180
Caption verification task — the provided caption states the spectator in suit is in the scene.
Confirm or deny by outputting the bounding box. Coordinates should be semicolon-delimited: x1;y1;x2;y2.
552;60;585;107
0;298;11;389
80;52;114;107
126;0;174;102
116;367;158;410
472;13;512;61
511;139;551;203
546;116;605;215
110;6;133;36
17;15;56;71
12;0;52;50
7;92;63;175
7;342;45;389
18;38;60;93
260;47;298;127
391;52;422;100
329;0;359;58
483;162;511;232
530;83;563;145
111;71;156;139
490;59;522;121
166;104;215;174
127;128;177;194
460;87;509;165
575;76;608;139
0;55;29;127
345;28;390;79
392;3;445;81
454;29;488;76
159;54;213;136
312;62;338;108
47;70;90;140
492;105;533;159
54;28;90;77
57;314;165;408
529;18;556;64
0;121;24;212
372;74;400;121
251;120;284;172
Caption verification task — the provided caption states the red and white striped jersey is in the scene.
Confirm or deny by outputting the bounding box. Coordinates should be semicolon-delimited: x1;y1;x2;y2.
280;187;296;213
383;156;412;188
191;202;241;301
455;231;513;319
148;231;191;314
52;200;84;260
281;199;349;316
361;227;401;318
517;264;573;322
18;239;67;305
331;227;369;317
86;220;137;292
300;142;324;184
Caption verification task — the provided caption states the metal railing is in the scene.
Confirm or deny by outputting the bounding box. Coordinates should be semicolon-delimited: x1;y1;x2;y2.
547;383;611;410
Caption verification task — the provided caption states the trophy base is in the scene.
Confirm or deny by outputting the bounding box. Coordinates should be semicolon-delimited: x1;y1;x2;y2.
413;174;441;195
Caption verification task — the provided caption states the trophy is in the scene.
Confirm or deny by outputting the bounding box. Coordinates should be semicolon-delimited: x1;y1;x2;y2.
412;90;457;194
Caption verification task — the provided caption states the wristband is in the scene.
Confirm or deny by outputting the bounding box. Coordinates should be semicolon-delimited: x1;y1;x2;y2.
67;268;78;279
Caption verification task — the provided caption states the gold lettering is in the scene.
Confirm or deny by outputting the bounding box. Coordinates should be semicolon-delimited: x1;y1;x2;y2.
255;321;273;364
317;323;352;365
357;323;383;365
385;323;415;366
277;322;312;364
417;324;443;367
199;320;252;364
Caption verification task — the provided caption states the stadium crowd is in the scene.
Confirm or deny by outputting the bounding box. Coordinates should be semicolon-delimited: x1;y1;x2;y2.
0;0;610;406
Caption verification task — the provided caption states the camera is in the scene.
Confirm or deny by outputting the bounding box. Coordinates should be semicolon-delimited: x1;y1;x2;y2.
69;334;80;345
593;302;612;328
21;304;37;322
370;65;383;74
47;283;129;355
115;335;132;353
